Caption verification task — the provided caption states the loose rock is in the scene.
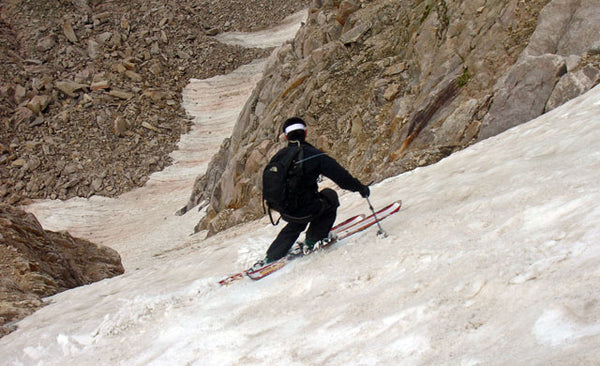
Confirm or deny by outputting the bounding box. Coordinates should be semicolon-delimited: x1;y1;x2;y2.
0;0;313;206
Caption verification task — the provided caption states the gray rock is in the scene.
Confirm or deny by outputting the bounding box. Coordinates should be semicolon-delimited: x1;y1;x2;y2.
13;85;27;104
546;65;600;112
37;36;56;51
340;21;370;44
479;54;566;140
590;40;600;55
109;89;134;100
91;177;103;191
13;107;34;125
71;0;92;13
55;80;87;98
336;0;360;25
62;21;78;43
87;39;101;60
26;95;52;114
27;156;42;171
205;28;220;36
97;32;113;44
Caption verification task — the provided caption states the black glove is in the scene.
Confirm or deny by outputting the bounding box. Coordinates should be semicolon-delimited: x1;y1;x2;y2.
359;185;370;198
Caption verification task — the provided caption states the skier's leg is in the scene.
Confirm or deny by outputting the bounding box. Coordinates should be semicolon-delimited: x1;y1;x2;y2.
306;188;339;242
266;221;307;260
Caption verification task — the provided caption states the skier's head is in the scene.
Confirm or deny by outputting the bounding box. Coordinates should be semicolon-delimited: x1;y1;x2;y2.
282;117;307;141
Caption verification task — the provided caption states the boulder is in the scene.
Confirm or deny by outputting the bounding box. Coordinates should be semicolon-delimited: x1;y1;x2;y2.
62;21;78;43
55;80;87;98
25;95;52;114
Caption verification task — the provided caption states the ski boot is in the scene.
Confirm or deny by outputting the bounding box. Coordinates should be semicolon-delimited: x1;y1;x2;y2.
289;242;304;257
251;256;273;270
323;232;338;246
301;239;319;255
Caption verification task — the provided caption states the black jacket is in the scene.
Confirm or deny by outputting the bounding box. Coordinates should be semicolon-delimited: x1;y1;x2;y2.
284;140;364;218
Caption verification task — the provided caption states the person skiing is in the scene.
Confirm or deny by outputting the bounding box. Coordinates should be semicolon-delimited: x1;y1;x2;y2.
256;117;370;267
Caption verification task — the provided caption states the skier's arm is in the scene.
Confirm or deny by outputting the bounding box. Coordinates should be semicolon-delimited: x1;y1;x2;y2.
319;154;367;193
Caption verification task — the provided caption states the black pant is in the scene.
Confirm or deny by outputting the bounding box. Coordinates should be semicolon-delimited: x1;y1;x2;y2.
266;188;340;260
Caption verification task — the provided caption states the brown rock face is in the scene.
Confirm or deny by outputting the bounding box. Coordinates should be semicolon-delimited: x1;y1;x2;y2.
186;0;600;236
0;204;124;337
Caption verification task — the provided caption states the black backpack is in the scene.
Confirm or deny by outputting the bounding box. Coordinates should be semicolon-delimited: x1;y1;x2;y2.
262;142;304;225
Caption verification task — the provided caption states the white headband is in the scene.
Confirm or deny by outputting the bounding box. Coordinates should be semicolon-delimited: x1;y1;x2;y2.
284;123;306;135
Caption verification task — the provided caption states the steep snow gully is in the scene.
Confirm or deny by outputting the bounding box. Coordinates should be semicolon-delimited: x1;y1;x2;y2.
21;10;306;270
3;8;600;366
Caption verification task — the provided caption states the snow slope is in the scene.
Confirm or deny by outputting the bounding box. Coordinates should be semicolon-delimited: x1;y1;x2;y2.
2;11;600;366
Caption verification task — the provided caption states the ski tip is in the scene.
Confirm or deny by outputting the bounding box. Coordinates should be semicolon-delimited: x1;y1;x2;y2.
390;199;402;212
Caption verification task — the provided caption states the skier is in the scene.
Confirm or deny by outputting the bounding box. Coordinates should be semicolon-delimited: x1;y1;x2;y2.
255;117;370;267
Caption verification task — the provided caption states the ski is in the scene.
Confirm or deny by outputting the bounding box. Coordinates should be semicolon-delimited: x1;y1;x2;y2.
331;199;401;242
218;213;365;286
242;200;402;282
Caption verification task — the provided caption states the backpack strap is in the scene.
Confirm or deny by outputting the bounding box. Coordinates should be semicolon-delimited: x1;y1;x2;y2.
295;152;326;165
267;206;280;226
287;141;304;212
262;197;281;225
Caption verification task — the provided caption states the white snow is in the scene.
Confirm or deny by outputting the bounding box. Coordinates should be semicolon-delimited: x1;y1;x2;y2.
2;10;600;366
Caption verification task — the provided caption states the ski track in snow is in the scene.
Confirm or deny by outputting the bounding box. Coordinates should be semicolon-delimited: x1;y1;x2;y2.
3;8;600;365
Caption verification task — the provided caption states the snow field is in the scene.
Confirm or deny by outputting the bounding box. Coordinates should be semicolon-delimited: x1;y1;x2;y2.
1;9;599;365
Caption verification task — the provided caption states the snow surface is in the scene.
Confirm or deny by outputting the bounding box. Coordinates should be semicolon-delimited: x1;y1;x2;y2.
2;10;600;366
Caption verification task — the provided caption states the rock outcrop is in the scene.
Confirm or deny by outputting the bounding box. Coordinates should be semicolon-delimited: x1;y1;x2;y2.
479;0;600;138
0;204;124;337
185;0;600;235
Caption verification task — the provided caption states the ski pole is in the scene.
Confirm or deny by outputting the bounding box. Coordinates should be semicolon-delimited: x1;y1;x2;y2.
366;196;387;237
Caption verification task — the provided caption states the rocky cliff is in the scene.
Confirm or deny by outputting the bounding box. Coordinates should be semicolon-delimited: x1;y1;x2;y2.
0;204;124;337
186;0;600;235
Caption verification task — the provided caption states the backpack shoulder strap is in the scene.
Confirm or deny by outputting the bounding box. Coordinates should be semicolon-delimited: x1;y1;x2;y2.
267;206;280;225
262;184;281;225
